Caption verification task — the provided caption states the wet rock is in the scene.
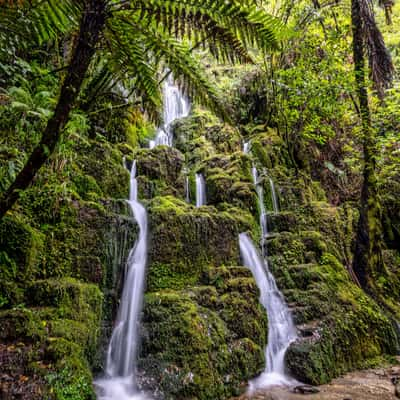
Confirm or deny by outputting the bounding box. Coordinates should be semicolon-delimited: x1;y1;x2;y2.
395;382;400;398
293;385;320;394
392;375;400;385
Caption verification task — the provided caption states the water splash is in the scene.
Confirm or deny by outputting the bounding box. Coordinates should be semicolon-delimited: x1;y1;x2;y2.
239;233;298;390
243;140;250;154
195;173;206;207
150;74;190;148
95;161;149;400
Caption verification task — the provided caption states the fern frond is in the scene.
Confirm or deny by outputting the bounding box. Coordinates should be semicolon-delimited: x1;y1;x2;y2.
116;18;230;122
105;18;163;122
118;0;286;58
0;0;80;60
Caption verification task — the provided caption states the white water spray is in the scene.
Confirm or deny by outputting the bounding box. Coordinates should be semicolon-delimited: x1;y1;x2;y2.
243;140;250;154
239;233;298;390
96;161;149;400
195;173;206;207
150;74;190;148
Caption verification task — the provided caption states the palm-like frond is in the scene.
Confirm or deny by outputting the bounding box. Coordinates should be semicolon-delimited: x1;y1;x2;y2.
105;18;162;122
99;0;285;122
120;16;229;121
0;0;79;54
116;0;286;58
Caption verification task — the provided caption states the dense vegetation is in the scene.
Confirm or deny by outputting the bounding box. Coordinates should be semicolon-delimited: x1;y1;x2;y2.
0;0;399;399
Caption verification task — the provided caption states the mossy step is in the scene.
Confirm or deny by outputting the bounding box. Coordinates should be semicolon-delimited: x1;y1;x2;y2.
280;287;324;303
0;308;45;341
287;263;319;271
206;265;253;283
140;285;266;399
224;277;259;295
147;196;256;291
186;286;219;309
25;278;103;323
266;211;297;233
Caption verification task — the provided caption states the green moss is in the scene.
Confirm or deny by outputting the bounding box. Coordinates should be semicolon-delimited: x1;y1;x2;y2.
26;278;103;322
140;287;266;399
282;253;399;384
0;215;45;307
0;308;45;341
73;139;129;200
46;338;95;400
219;292;267;343
135;146;185;199
71;174;103;201
0;215;44;281
148;196;256;292
147;262;198;291
173;109;241;156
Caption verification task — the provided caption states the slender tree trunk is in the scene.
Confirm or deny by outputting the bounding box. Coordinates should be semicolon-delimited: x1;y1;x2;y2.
0;0;107;219
351;0;384;290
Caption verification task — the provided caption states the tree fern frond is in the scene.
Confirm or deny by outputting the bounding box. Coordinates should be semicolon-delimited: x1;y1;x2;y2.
105;19;163;122
119;0;286;54
120;20;231;122
0;0;80;57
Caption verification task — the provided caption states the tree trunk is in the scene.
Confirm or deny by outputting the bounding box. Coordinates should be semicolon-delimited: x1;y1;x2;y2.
351;0;385;291
0;0;107;219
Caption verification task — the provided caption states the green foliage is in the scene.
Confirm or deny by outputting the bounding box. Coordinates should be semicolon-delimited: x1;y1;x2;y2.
47;366;94;400
0;1;79;59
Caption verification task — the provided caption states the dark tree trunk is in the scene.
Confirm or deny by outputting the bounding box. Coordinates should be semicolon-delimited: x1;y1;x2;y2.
0;0;107;219
351;0;384;290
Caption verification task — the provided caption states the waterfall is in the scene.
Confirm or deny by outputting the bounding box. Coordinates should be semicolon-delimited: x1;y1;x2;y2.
243;140;250;154
269;177;279;213
195;173;206;207
96;161;149;400
150;74;190;149
252;166;268;253
185;175;190;203
239;233;298;390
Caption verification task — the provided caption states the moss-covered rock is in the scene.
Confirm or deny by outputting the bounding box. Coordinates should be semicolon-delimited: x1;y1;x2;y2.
140;278;266;400
173;109;242;157
0;215;44;306
198;152;256;212
147;195;256;291
135;146;185;199
281;253;399;384
72;139;129;200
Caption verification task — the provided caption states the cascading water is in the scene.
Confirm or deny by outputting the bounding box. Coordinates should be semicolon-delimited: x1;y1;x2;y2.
96;161;149;400
195;173;206;207
150;74;190;148
269;177;279;213
252;166;268;253
185;175;190;203
243;140;250;154
239;233;298;390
